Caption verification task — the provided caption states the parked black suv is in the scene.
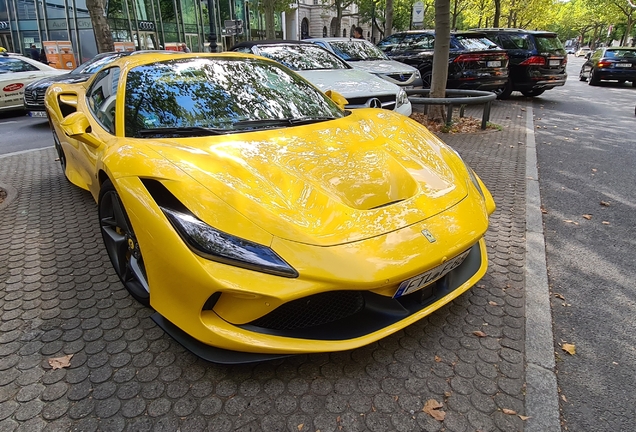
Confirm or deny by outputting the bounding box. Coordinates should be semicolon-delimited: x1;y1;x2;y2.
473;28;567;98
376;31;509;92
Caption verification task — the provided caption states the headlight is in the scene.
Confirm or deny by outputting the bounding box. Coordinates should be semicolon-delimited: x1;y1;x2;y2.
161;207;298;278
414;69;421;79
396;88;410;108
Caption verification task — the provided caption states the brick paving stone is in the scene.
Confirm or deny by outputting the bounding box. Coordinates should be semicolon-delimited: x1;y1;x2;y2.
0;99;529;430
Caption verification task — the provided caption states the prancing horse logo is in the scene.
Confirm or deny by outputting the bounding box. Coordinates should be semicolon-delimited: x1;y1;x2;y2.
421;229;436;243
366;98;382;109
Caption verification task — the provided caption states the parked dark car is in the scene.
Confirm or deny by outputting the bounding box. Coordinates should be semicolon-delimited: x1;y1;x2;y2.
23;51;135;115
376;30;509;92
579;47;636;86
473;28;567;99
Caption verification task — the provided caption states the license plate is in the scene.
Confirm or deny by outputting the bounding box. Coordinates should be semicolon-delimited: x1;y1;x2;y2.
393;249;471;298
549;60;561;66
487;61;501;67
29;111;47;118
615;63;632;68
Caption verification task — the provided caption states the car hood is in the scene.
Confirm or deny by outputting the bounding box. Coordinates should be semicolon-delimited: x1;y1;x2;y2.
298;69;399;98
26;73;91;89
348;59;417;75
145;110;468;246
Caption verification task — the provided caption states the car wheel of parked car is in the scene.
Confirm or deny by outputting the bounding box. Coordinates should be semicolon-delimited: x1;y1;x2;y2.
588;69;600;86
495;79;513;100
579;71;587;82
99;179;151;306
421;71;432;89
521;89;545;97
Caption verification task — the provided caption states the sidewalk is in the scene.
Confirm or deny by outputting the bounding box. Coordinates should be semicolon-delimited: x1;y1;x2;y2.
0;100;555;431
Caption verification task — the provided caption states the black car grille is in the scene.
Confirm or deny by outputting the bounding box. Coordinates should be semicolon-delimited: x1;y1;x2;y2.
249;291;365;330
24;88;45;107
386;73;414;83
345;94;396;110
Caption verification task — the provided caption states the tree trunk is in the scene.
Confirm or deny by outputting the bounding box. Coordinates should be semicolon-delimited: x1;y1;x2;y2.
264;0;276;39
493;0;500;27
429;0;450;123
452;0;458;29
385;0;393;37
86;0;114;53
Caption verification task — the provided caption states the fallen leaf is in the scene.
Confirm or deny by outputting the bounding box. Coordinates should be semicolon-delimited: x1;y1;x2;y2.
473;330;487;338
503;408;517;415
520;108;526;111
563;220;579;225
297;424;304;431
562;394;568;402
48;354;73;370
574;127;579;130
582;214;592;220
602;221;610;225
554;293;565;300
591;168;597;172
540;207;548;214
423;399;446;421
519;415;531;421
434;355;442;362
562;343;576;355
600;201;610;207
488;301;499;306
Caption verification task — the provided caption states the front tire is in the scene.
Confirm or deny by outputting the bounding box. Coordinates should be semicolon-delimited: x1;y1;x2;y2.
98;179;150;306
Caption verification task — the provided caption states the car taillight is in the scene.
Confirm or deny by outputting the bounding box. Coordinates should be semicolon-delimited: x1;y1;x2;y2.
597;60;611;68
453;54;483;62
520;56;546;66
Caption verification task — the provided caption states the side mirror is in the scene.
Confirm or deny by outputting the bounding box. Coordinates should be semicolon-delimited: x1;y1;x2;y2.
60;112;102;148
325;90;349;109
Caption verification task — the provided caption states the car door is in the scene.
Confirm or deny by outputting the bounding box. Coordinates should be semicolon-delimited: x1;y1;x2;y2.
0;56;42;110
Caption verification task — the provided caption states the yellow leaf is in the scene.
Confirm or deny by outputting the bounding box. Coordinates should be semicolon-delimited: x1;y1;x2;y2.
488;301;499;306
473;330;487;338
297;424;303;431
600;201;610;207
562;395;568;402
602;221;610;225
554;293;565;300
423;399;445;421
503;408;517;415
48;354;73;370
434;355;442;362
562;343;576;355
582;214;592;220
519;415;531;421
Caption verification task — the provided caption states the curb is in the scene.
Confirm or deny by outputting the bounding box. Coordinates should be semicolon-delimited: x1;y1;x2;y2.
524;104;561;431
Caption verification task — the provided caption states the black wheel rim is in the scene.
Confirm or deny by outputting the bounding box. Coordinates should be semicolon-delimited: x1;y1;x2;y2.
422;73;432;89
99;190;150;299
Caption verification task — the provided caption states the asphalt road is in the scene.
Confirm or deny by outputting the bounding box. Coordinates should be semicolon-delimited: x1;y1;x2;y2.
0;111;51;155
531;55;636;431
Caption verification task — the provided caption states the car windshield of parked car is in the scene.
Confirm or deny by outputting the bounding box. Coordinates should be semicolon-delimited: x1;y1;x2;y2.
604;49;636;59
0;57;40;74
452;36;496;50
74;54;123;75
534;36;565;53
124;57;345;138
256;45;349;70
327;41;388;61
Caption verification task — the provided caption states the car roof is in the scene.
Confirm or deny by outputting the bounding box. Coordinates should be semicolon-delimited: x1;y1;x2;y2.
231;40;314;49
306;37;369;42
471;28;558;36
391;30;488;37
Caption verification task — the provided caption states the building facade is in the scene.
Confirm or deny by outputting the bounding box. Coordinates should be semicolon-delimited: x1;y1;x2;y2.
0;0;368;65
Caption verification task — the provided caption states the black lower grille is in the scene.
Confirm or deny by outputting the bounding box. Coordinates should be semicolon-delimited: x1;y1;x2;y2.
24;88;45;106
249;291;365;330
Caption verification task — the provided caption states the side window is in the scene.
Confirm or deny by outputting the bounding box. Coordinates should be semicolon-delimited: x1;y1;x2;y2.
377;34;404;52
0;57;39;73
498;35;521;50
507;34;530;50
401;34;433;50
86;67;120;135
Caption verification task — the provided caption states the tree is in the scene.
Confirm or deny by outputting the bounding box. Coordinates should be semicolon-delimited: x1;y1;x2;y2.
86;0;114;52
321;0;357;37
258;0;297;39
429;0;450;123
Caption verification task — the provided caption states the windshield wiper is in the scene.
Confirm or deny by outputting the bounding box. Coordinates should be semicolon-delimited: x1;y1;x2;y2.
137;126;228;137
233;116;337;129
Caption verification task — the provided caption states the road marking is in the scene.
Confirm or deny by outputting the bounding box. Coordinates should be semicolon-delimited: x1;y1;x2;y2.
0;146;53;159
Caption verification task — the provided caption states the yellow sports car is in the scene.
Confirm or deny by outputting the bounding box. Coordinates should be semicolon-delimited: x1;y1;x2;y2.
46;52;496;363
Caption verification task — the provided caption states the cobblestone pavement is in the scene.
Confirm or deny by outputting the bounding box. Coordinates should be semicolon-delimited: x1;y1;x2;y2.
0;100;528;432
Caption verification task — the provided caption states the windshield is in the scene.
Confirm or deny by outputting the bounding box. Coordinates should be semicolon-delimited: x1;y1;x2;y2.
535;36;565;54
453;36;497;50
256;44;350;70
124;57;345;138
327;41;388;61
74;54;123;75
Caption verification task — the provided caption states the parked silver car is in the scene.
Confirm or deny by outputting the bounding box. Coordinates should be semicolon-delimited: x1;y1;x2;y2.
305;37;422;88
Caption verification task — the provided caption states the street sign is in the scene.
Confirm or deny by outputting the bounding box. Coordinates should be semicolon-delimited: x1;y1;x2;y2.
223;19;243;36
412;1;424;25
